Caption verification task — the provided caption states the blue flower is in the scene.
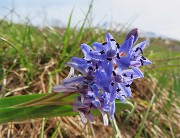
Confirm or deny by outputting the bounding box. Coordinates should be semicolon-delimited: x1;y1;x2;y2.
53;28;152;125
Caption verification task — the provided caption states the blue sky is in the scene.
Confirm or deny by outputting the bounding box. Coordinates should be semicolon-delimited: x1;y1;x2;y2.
1;0;180;40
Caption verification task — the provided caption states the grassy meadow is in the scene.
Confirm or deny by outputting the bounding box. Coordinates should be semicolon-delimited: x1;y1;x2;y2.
0;8;180;138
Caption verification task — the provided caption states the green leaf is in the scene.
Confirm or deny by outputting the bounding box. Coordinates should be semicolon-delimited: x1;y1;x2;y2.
0;105;77;125
0;93;134;125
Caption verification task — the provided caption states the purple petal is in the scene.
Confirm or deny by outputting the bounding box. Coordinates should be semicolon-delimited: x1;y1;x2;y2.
91;98;101;107
81;44;93;59
132;41;146;55
121;69;141;79
66;62;86;74
125;28;138;43
106;49;116;57
116;57;131;70
109;102;115;120
106;33;114;42
109;85;117;103
102;60;113;76
131;67;144;78
119;84;132;98
89;51;106;60
71;57;88;64
86;113;94;122
106;33;117;50
95;70;112;86
79;112;87;123
73;101;89;108
119;35;134;54
130;60;141;67
93;42;107;51
63;76;85;86
116;93;126;103
91;84;99;96
53;85;77;92
64;67;74;80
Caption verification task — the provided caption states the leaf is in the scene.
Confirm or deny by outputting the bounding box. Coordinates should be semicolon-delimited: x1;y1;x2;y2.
0;105;77;125
0;93;134;125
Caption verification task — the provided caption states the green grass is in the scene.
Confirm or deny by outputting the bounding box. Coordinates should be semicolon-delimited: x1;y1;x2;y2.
0;5;180;137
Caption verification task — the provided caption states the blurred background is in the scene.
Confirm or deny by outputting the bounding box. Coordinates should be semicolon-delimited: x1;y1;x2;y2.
0;0;179;137
1;0;180;40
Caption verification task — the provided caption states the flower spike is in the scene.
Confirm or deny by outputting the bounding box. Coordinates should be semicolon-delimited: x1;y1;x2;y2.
53;28;152;125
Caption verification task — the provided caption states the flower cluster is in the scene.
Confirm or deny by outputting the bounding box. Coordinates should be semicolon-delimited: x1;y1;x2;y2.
53;28;152;125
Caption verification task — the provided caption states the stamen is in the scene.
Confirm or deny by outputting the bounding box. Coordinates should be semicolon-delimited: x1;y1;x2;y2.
135;47;139;52
140;48;143;55
111;82;115;86
112;71;116;76
125;84;130;87
88;67;94;70
106;57;112;61
82;56;85;59
116;43;120;49
110;39;115;41
96;64;98;69
131;74;133;79
141;56;146;60
90;49;92;52
116;53;120;59
140;59;144;66
99;50;105;54
87;61;91;63
135;47;143;55
123;74;127;77
116;88;120;92
102;42;107;45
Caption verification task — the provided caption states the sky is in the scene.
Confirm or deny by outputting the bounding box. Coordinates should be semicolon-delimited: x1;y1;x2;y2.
0;0;180;41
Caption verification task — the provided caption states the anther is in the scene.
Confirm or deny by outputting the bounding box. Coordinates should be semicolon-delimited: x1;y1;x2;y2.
140;59;144;66
116;88;120;92
106;57;112;61
102;42;107;45
125;84;130;87
131;74;133;79
135;47;139;52
110;39;115;41
87;61;91;63
111;82;115;86
123;74;127;77
116;43;120;49
141;56;146;60
140;48;143;55
99;50;105;54
116;53;120;59
96;64;98;69
135;47;143;55
112;71;116;76
88;67;94;70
